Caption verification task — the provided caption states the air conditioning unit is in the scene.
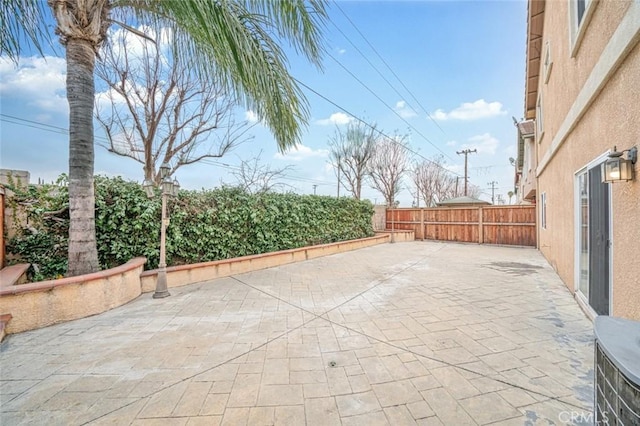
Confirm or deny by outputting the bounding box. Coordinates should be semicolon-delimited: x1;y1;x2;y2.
594;316;640;425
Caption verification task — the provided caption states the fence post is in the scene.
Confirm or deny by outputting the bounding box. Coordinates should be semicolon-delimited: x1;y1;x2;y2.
420;208;425;241
390;208;395;243
478;207;484;244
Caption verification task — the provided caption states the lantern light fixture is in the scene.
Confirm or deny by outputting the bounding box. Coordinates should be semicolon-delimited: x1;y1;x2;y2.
602;146;637;183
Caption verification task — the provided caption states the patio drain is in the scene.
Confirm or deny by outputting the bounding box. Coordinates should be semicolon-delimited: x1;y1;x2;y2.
328;361;337;368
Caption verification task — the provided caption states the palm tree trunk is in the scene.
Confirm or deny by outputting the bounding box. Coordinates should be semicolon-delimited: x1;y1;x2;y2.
66;37;100;276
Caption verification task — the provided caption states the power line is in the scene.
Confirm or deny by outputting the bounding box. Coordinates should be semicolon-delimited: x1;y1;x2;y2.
1;114;334;189
1;113;112;145
200;159;332;187
293;78;463;179
333;2;446;135
328;20;426;128
327;52;455;162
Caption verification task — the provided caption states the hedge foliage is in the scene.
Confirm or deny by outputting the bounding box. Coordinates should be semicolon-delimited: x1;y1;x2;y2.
6;175;374;281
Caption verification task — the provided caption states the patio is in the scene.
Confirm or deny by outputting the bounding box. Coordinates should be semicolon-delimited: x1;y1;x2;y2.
0;241;594;425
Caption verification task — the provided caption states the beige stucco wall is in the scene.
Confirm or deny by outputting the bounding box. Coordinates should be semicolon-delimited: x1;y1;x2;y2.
0;258;146;334
536;0;640;320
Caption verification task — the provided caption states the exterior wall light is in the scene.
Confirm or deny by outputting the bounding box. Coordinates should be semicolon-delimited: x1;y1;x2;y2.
602;146;637;183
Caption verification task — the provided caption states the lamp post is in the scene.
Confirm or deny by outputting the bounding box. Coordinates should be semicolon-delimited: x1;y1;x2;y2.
143;162;180;299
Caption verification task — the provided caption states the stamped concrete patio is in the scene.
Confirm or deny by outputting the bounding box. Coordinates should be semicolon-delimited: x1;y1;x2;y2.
0;242;594;425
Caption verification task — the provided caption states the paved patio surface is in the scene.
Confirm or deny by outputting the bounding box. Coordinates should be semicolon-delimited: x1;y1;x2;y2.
0;242;594;425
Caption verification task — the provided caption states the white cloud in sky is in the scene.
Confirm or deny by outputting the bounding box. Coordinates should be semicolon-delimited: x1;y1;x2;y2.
446;140;457;147
462;133;500;155
274;143;329;162
336;48;346;55
245;110;259;123
395;100;417;119
433;99;507;121
315;112;353;126
0;56;67;112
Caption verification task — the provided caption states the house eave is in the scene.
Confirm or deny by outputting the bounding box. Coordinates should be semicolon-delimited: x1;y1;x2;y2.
525;0;545;118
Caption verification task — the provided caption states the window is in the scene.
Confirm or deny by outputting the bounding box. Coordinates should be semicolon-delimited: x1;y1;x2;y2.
540;192;547;229
569;0;597;56
536;92;544;142
577;0;586;25
543;41;553;83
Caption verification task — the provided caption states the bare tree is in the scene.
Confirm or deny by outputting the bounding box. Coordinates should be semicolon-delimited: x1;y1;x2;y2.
328;121;377;199
95;28;251;184
368;133;410;206
226;152;295;194
412;155;458;207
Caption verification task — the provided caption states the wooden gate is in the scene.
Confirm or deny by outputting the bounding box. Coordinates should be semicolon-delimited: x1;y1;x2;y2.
385;205;536;246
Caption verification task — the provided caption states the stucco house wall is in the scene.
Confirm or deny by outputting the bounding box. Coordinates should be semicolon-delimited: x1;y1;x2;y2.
530;0;640;320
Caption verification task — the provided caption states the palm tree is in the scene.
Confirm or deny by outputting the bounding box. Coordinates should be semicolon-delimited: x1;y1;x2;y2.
507;190;514;205
1;0;327;276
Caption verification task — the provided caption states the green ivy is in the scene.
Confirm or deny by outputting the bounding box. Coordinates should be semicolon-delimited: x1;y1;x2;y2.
6;176;374;281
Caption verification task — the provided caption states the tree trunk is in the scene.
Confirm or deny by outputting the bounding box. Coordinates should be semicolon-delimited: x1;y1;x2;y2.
66;38;100;276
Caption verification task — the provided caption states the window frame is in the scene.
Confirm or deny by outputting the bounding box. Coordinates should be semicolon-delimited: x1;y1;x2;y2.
569;0;598;57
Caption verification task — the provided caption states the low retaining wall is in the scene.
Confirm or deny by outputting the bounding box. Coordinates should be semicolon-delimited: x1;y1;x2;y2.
140;234;390;292
0;258;146;334
375;230;415;242
0;235;391;336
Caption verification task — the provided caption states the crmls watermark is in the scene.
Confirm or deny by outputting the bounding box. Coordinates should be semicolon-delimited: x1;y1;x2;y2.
558;411;610;425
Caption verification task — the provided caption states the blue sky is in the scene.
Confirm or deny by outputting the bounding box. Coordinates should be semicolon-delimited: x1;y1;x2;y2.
0;0;527;205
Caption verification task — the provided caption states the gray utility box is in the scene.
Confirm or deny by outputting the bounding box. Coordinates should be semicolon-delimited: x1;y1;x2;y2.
594;316;640;425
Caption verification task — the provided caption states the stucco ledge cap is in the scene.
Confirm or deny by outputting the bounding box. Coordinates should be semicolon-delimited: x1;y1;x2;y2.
0;257;147;296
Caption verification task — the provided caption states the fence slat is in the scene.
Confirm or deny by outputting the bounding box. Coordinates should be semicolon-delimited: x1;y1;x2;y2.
385;206;536;246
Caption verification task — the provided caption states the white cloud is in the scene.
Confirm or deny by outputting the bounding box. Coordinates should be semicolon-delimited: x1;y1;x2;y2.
245;110;259;123
462;133;500;155
336;48;346;55
395;100;417;119
432;99;507;121
315;112;353;126
0;56;67;112
274;143;329;162
446;140;457;147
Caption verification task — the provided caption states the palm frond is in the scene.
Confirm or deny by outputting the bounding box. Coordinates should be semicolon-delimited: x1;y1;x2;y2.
0;0;51;61
119;0;328;151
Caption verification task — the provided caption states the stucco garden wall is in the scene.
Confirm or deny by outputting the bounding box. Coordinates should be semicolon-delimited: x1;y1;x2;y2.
0;235;392;336
0;257;146;334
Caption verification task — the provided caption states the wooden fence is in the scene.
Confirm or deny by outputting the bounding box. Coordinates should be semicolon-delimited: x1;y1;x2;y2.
385;205;536;246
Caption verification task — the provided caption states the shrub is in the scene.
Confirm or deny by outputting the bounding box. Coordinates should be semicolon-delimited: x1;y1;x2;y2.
6;176;374;280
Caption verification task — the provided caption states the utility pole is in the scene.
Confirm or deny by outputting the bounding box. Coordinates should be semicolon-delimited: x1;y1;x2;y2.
337;166;340;198
312;184;317;195
488;181;498;204
456;149;477;196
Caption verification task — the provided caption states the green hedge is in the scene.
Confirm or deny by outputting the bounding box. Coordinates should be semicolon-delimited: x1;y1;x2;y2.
6;176;374;281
